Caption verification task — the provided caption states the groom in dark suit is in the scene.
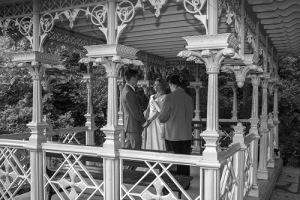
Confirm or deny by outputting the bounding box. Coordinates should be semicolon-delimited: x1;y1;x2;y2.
121;69;146;150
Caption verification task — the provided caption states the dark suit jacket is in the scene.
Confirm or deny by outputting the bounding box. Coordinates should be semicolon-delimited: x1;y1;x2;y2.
158;88;193;141
121;84;145;133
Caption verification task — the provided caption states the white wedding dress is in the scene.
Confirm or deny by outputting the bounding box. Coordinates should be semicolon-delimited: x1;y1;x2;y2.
143;94;166;151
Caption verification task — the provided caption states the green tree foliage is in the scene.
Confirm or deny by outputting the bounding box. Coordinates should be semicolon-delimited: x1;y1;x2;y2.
0;36;108;139
277;57;300;165
278;57;300;133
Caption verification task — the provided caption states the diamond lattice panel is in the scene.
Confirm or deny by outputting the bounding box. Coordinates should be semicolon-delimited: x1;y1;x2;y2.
44;152;104;200
0;147;30;200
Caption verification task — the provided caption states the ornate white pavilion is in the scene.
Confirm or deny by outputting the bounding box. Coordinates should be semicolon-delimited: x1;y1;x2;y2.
0;0;296;199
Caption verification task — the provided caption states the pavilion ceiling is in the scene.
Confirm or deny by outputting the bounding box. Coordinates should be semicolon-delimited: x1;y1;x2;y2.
57;2;207;59
1;0;300;58
56;1;236;59
247;0;300;56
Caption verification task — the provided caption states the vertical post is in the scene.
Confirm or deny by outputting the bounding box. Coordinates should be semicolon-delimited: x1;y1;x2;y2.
84;64;96;146
202;0;219;159
27;0;47;200
273;84;279;157
229;82;238;121
101;1;120;200
190;72;202;153
257;77;269;180
267;113;275;168
232;123;246;200
117;79;125;147
239;0;245;59
201;1;220;200
248;75;260;197
273;60;280;157
194;67;201;121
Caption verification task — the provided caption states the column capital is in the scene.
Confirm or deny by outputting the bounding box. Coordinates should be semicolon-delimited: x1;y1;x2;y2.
178;33;239;73
12;51;60;65
12;51;61;80
189;81;203;89
83;44;143;77
261;79;268;89
250;74;261;86
221;54;263;88
260;74;270;89
178;48;236;74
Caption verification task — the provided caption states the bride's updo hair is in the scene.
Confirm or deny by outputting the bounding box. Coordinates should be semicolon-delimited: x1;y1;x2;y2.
154;78;169;94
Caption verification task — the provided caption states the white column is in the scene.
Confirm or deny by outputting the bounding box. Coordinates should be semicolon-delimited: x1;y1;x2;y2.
232;123;246;200
101;1;120;199
202;1;220;199
228;82;238;121
190;80;202;154
239;0;245;59
201;65;220;159
257;77;269;180
273;85;280;157
27;1;47;199
84;64;96;146
267;113;275;168
248;75;260;197
117;79;125;147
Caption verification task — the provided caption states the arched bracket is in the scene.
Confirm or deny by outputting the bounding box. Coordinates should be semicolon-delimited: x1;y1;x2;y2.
181;0;208;33
88;4;108;42
221;54;264;88
116;0;143;43
2;12;57;51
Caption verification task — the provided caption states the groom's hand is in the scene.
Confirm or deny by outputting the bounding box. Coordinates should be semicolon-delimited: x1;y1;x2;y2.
142;119;151;129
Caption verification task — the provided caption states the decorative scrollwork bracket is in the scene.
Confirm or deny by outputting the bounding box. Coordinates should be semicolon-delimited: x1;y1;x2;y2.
182;0;208;33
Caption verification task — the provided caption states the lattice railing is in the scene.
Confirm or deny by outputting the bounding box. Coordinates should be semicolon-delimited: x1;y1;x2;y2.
43;143;104;200
243;146;252;197
0;140;30;200
49;126;88;145
243;133;256;198
220;155;238;200
119;150;201;200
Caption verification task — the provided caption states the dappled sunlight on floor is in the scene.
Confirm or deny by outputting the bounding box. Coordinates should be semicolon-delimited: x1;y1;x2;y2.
270;166;300;200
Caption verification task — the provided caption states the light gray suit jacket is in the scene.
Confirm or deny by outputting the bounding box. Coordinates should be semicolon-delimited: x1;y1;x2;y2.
158;88;193;141
121;84;145;133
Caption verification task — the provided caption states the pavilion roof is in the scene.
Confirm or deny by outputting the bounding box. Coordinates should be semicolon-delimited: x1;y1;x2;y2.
247;0;300;56
0;0;299;58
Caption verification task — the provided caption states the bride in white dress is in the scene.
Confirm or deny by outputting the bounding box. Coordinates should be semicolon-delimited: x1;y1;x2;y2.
142;78;167;151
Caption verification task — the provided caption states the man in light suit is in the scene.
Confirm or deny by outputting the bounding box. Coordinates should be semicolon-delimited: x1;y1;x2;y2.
121;69;146;150
158;74;193;176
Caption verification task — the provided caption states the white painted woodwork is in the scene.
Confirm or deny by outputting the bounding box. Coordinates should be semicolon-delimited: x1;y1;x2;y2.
228;82;238;121
267;113;275;168
239;0;245;58
257;77;269;180
179;33;238;163
83;72;96;146
232;123;246;200
190;80;203;153
248;75;260;197
246;0;300;55
23;1;47;200
273;85;279;151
